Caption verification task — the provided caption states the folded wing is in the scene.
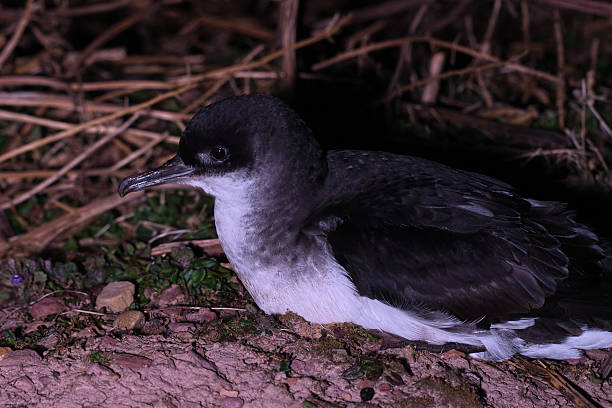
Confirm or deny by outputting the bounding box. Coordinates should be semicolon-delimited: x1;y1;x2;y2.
312;151;603;323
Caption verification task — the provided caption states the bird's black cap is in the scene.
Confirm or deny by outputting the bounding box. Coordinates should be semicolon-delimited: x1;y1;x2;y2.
118;94;323;197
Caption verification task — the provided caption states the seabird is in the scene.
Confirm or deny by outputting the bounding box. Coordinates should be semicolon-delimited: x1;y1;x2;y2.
119;94;612;361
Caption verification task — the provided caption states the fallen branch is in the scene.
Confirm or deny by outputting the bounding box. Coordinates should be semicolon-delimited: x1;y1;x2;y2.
0;169;134;180
0;92;189;121
151;238;224;256
410;104;573;148
0;192;145;258
278;0;299;97
183;13;352;84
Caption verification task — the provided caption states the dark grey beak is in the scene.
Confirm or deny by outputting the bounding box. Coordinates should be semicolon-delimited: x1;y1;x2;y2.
118;155;195;197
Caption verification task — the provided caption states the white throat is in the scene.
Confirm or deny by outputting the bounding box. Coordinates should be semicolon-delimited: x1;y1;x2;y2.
184;172;263;272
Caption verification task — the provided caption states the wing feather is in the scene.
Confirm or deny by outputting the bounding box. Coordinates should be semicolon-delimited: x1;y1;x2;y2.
310;151;603;323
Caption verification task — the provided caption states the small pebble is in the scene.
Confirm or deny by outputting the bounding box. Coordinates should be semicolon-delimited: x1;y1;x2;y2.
441;349;466;359
220;389;239;398
566;357;586;366
38;376;53;386
13;376;35;393
100;335;120;348
72;327;96;339
378;383;391;392
114;310;145;330
0;349;41;367
0;347;12;360
586;349;609;361
96;281;135;313
341;364;364;381
36;333;59;349
385;372;405;385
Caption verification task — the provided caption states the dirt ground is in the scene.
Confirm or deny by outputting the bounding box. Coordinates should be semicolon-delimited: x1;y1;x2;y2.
1;311;611;408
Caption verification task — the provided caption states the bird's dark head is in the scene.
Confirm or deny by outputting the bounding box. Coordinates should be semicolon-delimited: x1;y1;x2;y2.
118;94;325;199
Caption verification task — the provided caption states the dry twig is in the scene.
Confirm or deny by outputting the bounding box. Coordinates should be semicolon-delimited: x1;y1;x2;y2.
151;238;224;256
554;9;566;129
313;36;560;84
0;114;140;210
279;0;300;98
512;357;599;408
47;0;133;16
0;0;34;70
0;192;145;257
0;84;195;164
535;0;612;16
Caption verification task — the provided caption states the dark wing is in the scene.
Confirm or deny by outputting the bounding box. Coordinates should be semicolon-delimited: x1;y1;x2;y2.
312;151;603;323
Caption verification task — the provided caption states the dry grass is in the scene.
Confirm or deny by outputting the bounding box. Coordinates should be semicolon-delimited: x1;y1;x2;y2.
0;0;609;251
0;0;609;254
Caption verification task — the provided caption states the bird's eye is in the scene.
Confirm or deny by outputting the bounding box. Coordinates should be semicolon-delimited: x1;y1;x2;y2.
211;146;229;161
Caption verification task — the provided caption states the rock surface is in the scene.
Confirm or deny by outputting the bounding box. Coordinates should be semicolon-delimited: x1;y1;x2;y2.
114;310;145;330
1;316;611;407
0;349;41;367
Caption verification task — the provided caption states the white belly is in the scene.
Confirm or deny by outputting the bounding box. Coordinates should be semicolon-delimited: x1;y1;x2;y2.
215;201;483;348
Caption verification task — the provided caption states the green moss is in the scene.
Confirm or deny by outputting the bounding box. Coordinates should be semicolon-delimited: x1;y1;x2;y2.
2;330;16;345
88;351;113;364
310;337;344;359
279;359;291;376
397;396;435;407
415;376;483;407
360;359;384;381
